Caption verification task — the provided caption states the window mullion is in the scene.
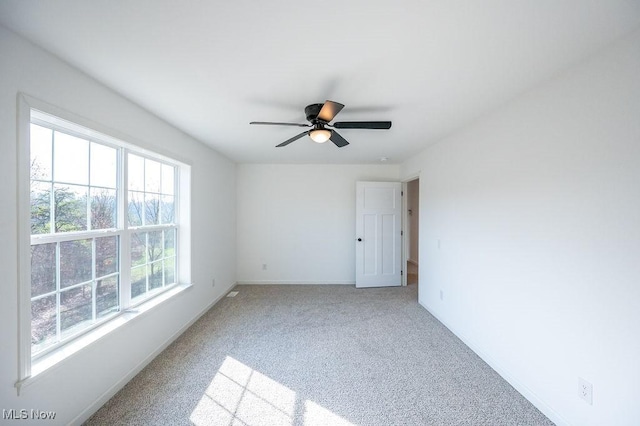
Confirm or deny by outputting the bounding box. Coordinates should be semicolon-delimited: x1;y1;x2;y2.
91;238;97;321
174;168;179;284
32;229;122;245
162;230;166;288
145;232;150;294
127;223;173;232
120;149;131;310
50;131;56;233
55;242;61;344
87;142;92;231
158;168;162;226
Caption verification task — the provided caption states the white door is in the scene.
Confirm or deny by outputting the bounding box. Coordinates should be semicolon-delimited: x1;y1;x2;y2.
355;181;402;288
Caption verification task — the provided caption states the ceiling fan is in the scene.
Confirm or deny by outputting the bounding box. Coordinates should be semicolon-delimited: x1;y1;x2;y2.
250;100;392;148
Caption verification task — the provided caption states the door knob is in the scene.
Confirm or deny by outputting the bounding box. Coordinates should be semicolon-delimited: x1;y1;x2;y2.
357;238;362;242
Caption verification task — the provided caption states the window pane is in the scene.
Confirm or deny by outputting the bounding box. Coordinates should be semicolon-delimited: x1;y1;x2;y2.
96;236;118;278
131;265;147;300
145;158;161;193
54;132;89;185
31;295;57;351
145;194;160;225
31;181;51;234
128;191;143;226
149;261;163;290
54;184;87;232
128;154;144;191
91;188;116;229
148;231;163;262
60;284;92;336
161;195;175;224
164;229;175;256
90;142;117;188
164;257;175;286
131;232;146;267
31;243;56;297
161;164;174;195
60;239;92;288
31;124;52;181
97;276;119;318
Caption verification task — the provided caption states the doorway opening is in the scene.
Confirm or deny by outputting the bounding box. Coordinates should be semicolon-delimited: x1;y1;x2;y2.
404;178;419;287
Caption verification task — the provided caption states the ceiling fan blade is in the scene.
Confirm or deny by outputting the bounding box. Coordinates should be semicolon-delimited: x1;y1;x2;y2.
333;121;392;129
317;100;345;122
250;121;310;127
330;130;349;148
275;131;310;147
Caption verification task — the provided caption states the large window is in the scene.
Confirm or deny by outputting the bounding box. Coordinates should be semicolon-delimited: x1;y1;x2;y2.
28;110;182;358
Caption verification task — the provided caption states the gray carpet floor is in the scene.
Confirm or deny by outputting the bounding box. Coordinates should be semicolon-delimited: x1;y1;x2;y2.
86;284;554;425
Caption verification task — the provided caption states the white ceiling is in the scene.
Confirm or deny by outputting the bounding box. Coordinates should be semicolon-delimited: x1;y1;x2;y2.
1;1;639;164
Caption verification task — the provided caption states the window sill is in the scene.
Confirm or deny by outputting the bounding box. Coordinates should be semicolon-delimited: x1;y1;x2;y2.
15;282;193;395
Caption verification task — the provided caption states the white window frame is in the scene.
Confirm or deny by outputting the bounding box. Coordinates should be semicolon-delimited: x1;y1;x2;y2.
16;94;192;394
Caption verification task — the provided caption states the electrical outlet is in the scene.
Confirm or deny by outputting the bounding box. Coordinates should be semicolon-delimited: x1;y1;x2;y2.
211;278;216;287
262;264;267;270
439;290;444;301
579;377;593;405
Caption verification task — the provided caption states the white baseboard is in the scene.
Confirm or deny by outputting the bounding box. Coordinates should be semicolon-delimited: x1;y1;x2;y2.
236;280;354;285
70;281;237;425
417;300;568;426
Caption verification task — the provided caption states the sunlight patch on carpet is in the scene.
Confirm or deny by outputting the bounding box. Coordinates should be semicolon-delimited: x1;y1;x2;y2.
190;356;352;426
304;400;355;426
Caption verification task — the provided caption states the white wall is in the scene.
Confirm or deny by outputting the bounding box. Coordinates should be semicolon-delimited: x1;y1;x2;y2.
237;164;400;284
0;25;237;424
401;29;640;426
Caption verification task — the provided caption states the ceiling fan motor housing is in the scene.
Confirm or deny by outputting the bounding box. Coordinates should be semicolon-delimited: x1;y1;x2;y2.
305;103;324;123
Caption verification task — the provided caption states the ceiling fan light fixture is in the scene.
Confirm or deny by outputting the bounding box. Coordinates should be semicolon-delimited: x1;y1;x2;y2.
309;129;331;143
